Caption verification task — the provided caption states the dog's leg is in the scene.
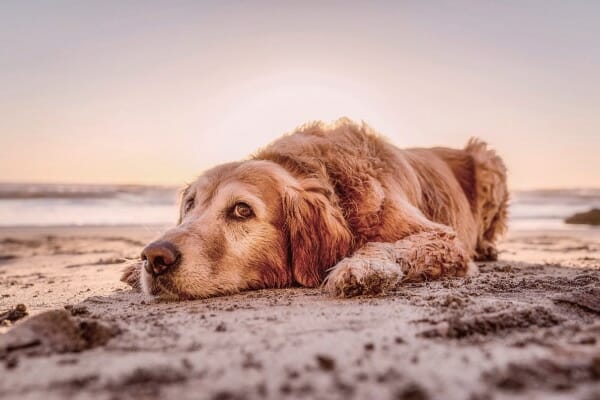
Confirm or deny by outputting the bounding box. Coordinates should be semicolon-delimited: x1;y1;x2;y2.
474;240;498;261
324;230;473;297
474;197;509;261
468;138;509;262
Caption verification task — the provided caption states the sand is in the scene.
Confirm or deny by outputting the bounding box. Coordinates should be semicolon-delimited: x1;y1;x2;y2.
0;225;599;400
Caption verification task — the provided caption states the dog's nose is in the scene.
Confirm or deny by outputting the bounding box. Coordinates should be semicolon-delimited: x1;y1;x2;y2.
141;241;181;276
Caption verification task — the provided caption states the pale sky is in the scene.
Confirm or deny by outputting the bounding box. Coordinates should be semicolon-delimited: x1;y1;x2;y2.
1;1;599;189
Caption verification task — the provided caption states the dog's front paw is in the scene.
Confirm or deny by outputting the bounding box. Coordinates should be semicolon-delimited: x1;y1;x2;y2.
324;257;402;298
120;261;143;291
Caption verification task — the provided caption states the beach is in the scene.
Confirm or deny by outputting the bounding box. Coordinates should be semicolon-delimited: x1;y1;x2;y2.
1;225;599;400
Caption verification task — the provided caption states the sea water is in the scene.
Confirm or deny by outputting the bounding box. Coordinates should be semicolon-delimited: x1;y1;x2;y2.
0;183;598;230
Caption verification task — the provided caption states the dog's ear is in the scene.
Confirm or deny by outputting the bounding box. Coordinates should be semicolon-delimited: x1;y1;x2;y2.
284;178;353;287
177;184;192;225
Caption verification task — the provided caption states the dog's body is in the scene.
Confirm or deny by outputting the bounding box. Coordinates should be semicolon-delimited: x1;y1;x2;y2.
123;119;508;299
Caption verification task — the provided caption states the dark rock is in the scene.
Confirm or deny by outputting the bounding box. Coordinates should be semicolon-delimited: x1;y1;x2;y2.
215;322;227;332
565;208;600;226
396;382;429;400
315;354;336;371
0;304;28;324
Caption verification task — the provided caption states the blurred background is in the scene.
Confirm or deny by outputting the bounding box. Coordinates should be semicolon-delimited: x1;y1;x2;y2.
1;0;598;228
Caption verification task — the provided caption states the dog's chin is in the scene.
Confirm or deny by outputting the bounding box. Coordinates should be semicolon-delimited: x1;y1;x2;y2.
141;270;184;301
139;269;243;301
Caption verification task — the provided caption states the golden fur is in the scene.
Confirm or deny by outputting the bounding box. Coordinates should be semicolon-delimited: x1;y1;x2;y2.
122;118;508;299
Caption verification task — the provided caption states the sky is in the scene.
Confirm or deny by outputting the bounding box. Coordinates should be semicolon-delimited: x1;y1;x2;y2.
1;1;599;189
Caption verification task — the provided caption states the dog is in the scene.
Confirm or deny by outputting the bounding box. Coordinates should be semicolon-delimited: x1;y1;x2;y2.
121;118;508;299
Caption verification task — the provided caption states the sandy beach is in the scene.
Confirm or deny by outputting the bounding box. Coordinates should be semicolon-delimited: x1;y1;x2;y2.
0;226;598;400
3;0;600;398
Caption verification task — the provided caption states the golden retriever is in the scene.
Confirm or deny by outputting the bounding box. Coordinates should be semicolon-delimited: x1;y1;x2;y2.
122;118;508;299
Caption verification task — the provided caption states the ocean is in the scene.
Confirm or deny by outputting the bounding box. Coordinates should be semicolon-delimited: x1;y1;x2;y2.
0;183;598;230
0;183;178;227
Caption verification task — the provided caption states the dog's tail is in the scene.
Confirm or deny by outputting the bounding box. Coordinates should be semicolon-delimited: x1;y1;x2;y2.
465;138;509;260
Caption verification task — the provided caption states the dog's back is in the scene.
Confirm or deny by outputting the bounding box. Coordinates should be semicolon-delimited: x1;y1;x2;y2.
259;119;508;260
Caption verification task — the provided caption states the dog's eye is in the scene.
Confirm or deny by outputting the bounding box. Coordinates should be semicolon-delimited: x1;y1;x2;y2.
232;202;254;219
184;198;195;214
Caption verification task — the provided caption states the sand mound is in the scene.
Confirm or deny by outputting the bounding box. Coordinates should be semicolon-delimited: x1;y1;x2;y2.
0;309;119;360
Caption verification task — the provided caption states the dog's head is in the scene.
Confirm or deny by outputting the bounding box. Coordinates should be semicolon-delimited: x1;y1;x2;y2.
137;160;352;299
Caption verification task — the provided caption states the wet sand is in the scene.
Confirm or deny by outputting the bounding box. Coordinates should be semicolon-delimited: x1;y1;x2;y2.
0;226;599;400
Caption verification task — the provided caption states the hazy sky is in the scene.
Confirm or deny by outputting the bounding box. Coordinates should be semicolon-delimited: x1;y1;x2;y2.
1;1;599;189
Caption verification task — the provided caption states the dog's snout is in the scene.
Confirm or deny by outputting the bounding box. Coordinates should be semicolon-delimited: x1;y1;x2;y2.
141;240;181;276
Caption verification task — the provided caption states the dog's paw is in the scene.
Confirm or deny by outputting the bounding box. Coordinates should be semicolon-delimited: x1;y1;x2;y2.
474;242;498;262
324;257;402;298
120;262;143;291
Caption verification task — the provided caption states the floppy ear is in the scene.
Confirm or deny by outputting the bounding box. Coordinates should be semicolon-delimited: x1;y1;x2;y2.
177;184;191;225
284;179;353;287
